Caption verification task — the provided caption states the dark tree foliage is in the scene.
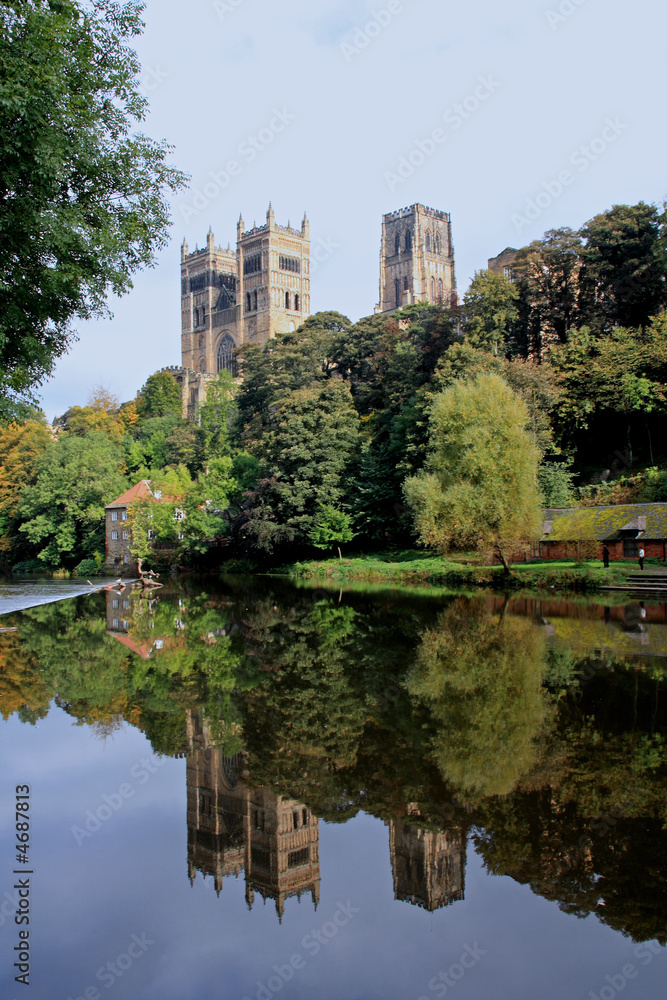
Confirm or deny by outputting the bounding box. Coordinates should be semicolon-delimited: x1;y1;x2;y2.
0;0;187;416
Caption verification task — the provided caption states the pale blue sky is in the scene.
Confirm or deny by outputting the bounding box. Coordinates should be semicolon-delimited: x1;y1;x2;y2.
40;0;666;418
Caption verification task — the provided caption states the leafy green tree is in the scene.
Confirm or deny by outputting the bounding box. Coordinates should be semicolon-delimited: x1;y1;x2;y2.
198;368;237;460
538;461;576;507
404;372;542;570
138;370;183;419
512;228;583;354
0;417;52;564
463;269;519;356
0;0;186;417
308;504;355;559
579;202;666;332
17;430;128;568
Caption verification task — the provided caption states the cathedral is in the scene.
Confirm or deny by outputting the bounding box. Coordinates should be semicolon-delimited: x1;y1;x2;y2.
171;202;456;419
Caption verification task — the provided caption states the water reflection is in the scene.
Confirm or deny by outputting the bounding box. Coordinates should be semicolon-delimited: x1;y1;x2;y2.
1;578;666;944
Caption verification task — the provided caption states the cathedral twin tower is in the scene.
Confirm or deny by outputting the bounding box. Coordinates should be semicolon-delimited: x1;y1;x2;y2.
179;202;457;391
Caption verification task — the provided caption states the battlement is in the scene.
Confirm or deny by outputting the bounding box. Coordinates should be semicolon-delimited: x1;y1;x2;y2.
384;203;451;223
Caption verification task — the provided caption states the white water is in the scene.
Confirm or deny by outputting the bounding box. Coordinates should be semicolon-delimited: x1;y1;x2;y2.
0;579;119;616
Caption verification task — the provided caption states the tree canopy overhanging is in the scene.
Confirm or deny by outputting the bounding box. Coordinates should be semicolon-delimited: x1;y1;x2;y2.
0;0;187;418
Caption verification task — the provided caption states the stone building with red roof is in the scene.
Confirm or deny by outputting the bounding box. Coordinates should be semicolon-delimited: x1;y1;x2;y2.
105;479;155;570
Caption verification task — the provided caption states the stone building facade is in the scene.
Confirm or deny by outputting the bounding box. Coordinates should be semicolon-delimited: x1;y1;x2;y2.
105;480;154;570
389;815;466;911
185;713;320;918
377;204;457;313
488;247;518;281
181;205;310;376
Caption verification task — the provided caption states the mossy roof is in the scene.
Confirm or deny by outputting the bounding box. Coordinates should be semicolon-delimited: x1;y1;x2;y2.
542;503;667;542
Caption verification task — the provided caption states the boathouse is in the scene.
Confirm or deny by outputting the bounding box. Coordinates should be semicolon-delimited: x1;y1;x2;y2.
540;503;667;562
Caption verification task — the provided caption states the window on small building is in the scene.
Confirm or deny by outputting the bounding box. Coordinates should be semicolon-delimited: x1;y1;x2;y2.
111;530;118;540
112;618;119;629
122;530;129;539
111;511;118;521
148;529;155;540
112;599;119;609
121;511;128;521
623;538;639;558
122;620;129;630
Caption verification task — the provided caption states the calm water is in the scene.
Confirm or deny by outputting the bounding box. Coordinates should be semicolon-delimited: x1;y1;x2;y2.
0;577;666;1000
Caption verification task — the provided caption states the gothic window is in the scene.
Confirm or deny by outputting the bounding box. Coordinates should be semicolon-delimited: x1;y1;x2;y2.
244;254;261;275
285;291;291;310
425;232;431;251
253;289;258;311
405;231;412;251
294;293;300;310
216;333;236;374
198;336;205;349
403;276;408;291
288;848;310;869
438;279;443;301
436;234;441;253
431;277;435;300
279;255;300;273
394;278;401;309
198;357;206;372
394;233;400;255
201;309;205;326
246;292;251;313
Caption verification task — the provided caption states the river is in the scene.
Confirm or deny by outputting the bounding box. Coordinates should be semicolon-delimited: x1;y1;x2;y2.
0;577;665;999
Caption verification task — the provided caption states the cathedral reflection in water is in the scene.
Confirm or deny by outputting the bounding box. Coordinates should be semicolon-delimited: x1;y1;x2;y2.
184;712;466;919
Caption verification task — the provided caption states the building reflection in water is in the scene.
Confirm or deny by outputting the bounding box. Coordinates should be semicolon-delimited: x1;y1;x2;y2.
389;809;466;911
185;713;321;921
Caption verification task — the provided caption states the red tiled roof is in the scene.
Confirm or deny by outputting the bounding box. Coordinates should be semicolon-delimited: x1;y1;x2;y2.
106;480;153;508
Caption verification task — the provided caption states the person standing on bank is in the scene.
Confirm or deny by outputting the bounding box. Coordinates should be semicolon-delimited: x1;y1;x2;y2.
603;545;610;569
638;547;645;571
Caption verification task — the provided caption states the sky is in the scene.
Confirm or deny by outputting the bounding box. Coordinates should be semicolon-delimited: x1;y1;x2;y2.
39;0;667;419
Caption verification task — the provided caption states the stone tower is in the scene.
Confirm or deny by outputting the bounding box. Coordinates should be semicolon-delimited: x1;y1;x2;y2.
388;817;466;911
377;204;457;313
180;205;311;378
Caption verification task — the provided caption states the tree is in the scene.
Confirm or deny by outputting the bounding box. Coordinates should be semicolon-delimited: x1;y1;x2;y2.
198;368;237;460
0;1;186;416
463;269;519;356
308;504;355;559
138;370;183;419
17;430;128;568
0;417;52;564
579;203;666;332
403;373;542;571
512;228;583;354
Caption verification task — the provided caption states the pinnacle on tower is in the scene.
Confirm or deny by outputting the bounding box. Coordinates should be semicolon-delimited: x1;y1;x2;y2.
207;226;214;250
267;202;275;226
301;212;310;238
237;213;245;236
181;238;189;261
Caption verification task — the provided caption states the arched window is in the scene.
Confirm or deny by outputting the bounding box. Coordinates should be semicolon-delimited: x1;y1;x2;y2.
285;291;291;310
294;293;300;310
438;279;443;301
246;292;251;312
394;233;400;255
425;232;431;251
253;289;258;311
436;234;441;254
201;309;205;326
405;231;412;251
198;336;205;349
216;334;236;374
403;276;408;291
431;277;435;300
198;356;207;373
394;278;401;309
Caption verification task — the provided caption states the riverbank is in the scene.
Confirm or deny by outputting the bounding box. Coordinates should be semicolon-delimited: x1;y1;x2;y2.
283;551;634;593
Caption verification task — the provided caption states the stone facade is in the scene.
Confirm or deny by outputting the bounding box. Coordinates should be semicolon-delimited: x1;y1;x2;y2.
180;205;311;379
185;713;320;918
105;480;154;570
488;246;518;280
389;815;466;911
377;204;457;313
